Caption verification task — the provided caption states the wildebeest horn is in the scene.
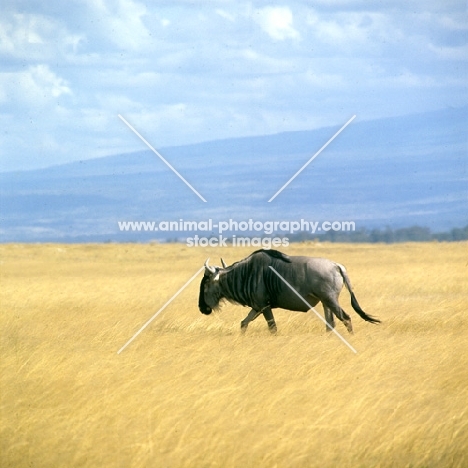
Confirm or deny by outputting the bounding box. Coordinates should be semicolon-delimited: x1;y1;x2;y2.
220;258;227;268
204;258;216;274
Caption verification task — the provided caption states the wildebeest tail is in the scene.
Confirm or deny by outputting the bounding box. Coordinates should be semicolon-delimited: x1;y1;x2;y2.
337;264;381;324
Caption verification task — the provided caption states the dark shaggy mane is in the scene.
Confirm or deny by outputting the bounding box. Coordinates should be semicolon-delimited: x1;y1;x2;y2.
218;249;290;309
249;249;292;263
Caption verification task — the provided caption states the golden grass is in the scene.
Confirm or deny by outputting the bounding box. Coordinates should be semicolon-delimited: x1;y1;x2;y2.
1;242;467;467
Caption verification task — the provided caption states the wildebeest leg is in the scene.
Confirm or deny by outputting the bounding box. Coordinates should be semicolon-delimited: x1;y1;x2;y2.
240;309;262;334
322;299;353;334
262;307;277;334
323;305;336;332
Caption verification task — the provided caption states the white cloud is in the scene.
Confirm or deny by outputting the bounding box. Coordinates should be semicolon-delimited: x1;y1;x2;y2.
429;43;468;61
438;14;468;31
0;12;84;59
0;64;71;107
85;0;151;51
305;10;400;48
216;9;236;22
0;1;467;171
254;6;300;41
239;48;294;74
382;70;438;88
302;70;345;88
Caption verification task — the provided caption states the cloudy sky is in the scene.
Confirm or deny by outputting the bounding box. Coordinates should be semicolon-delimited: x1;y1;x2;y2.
1;0;467;171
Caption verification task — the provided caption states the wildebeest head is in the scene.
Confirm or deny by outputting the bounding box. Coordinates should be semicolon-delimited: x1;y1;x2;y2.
198;259;223;315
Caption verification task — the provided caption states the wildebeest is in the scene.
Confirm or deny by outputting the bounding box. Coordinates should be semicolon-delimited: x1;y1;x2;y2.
198;249;380;334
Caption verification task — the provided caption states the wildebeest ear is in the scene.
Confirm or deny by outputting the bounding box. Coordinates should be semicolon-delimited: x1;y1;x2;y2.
204;258;217;275
220;258;227;268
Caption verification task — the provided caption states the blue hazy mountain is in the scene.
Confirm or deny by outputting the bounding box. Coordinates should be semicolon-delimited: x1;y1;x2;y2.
0;107;466;242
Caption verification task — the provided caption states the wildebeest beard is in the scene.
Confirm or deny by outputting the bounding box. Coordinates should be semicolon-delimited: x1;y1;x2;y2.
198;275;226;315
198;275;212;315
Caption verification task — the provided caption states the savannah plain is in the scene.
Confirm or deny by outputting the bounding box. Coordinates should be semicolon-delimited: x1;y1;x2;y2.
1;241;467;467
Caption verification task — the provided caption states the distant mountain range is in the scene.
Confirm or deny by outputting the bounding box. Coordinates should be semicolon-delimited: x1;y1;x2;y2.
0;106;466;242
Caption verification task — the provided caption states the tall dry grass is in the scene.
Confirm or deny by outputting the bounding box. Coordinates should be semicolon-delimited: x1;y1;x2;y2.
1;242;467;467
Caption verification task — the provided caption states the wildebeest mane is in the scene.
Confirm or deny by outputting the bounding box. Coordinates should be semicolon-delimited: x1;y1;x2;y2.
250;249;291;262
219;250;291;309
225;249;291;270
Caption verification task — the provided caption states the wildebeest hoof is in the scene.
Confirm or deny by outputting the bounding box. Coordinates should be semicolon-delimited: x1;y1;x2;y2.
344;320;353;334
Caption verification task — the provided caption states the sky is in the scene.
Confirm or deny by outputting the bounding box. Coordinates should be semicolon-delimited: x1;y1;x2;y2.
0;0;467;171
